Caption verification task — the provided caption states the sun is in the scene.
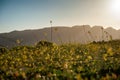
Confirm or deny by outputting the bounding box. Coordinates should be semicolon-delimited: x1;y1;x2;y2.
109;0;120;17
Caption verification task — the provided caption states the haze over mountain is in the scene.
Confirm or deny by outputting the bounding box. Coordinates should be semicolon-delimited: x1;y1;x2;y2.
0;25;120;48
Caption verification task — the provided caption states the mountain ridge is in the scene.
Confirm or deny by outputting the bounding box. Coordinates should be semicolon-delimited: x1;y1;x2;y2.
0;25;120;48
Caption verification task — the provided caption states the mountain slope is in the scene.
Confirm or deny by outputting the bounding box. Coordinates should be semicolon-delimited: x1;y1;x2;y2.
0;25;120;47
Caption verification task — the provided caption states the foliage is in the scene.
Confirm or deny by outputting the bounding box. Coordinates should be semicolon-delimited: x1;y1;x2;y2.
0;40;120;80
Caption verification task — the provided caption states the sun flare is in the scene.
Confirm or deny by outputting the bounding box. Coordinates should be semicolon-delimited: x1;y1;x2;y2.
109;0;120;18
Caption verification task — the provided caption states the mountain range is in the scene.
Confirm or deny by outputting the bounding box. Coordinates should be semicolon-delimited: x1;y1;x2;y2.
0;25;120;48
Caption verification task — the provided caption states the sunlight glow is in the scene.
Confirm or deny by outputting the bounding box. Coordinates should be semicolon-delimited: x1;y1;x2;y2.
109;0;120;18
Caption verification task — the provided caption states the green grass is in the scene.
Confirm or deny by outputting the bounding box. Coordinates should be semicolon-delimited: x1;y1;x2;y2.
0;40;120;80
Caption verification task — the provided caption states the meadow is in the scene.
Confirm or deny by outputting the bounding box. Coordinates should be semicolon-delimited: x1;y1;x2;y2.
0;40;120;80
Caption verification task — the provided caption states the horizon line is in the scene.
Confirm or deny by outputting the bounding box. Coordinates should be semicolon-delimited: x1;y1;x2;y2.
0;24;120;34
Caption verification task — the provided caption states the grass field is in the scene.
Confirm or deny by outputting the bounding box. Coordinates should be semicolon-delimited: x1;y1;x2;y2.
0;40;120;80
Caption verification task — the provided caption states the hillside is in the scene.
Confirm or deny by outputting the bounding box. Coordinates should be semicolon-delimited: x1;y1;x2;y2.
0;25;120;48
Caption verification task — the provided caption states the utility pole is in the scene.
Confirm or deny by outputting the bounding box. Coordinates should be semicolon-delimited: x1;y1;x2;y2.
50;20;52;42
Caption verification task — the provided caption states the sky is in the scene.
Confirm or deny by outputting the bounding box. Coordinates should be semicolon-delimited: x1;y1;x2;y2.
0;0;120;33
